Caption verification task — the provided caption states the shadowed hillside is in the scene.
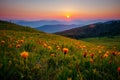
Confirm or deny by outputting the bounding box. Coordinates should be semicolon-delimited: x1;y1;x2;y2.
0;20;40;33
55;20;120;39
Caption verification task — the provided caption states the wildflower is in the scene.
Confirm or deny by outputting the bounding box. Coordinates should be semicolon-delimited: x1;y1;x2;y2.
57;46;61;50
20;40;24;43
90;53;94;59
79;45;82;49
83;45;86;48
57;47;61;50
1;40;5;44
118;52;120;55
83;52;87;58
98;50;102;53
90;59;93;63
48;46;52;50
20;51;29;59
117;67;120;75
63;48;69;55
16;44;21;48
112;52;116;56
112;51;117;56
103;53;108;58
43;43;47;48
106;51;109;54
50;53;55;57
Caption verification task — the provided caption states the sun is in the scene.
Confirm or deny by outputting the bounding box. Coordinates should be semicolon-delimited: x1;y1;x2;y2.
66;15;70;19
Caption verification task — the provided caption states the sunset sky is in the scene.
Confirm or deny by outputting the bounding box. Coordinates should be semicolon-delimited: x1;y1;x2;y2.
0;0;120;20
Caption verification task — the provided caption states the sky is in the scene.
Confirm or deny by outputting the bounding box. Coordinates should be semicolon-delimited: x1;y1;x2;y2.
0;0;120;20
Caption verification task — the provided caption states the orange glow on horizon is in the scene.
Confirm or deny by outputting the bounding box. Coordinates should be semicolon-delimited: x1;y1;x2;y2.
0;10;120;20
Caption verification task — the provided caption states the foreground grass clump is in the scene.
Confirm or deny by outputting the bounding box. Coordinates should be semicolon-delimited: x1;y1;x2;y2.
0;30;120;80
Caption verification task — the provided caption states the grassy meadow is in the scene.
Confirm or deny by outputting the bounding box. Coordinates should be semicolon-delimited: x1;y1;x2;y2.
81;36;120;51
0;21;120;80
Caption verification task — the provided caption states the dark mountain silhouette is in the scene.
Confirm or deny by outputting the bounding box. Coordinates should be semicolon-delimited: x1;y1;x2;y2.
55;20;120;39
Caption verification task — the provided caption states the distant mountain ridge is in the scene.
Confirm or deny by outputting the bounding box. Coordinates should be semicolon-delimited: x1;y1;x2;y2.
4;19;107;28
36;24;80;33
55;20;120;39
10;20;63;28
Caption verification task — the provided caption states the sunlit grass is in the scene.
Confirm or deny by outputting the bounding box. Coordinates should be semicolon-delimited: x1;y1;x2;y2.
0;30;120;80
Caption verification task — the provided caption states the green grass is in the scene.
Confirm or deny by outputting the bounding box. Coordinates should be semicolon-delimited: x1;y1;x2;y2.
0;30;120;80
0;21;120;80
81;36;120;51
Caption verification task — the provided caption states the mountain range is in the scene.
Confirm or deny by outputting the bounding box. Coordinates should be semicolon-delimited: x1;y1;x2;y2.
5;19;107;33
36;24;80;33
9;19;107;28
55;20;120;39
10;20;63;28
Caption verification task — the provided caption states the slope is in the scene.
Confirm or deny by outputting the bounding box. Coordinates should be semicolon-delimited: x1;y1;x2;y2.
81;36;120;50
0;20;40;33
55;20;120;39
0;20;120;80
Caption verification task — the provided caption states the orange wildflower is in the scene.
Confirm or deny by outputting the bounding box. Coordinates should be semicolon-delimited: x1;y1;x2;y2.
56;46;60;48
20;40;24;43
20;51;29;59
112;52;116;56
1;40;5;44
16;44;21;48
117;67;120;75
57;46;61;50
112;51;117;56
83;45;86;48
63;48;69;54
50;53;55;57
90;59;93;63
83;52;87;58
118;52;120;55
57;47;61;50
98;50;102;53
103;53;108;58
43;43;47;48
90;53;94;59
48;46;52;50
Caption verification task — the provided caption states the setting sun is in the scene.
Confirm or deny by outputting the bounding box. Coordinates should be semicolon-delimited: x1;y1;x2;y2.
66;15;70;19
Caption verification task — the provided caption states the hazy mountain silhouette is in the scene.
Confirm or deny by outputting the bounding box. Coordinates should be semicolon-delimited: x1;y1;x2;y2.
7;19;107;28
36;24;80;33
